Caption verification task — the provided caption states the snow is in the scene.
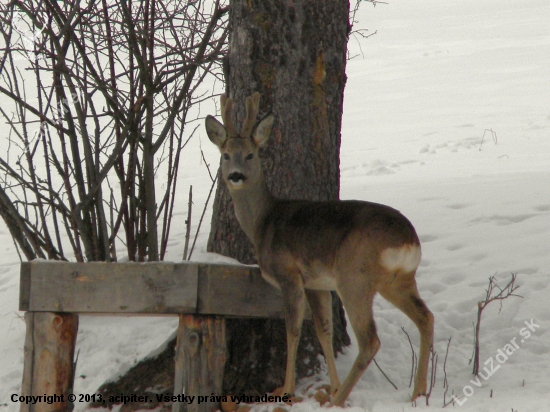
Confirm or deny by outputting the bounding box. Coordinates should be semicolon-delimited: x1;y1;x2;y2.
1;0;549;410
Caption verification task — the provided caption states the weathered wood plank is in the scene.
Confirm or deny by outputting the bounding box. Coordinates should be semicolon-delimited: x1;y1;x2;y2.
19;263;31;312
19;261;289;318
173;315;226;412
197;264;285;318
20;261;198;314
20;312;78;412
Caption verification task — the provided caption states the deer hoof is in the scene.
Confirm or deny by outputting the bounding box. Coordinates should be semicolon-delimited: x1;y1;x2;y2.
271;386;294;397
411;387;427;402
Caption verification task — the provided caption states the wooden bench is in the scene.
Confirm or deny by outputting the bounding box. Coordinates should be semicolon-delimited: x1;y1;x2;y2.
19;261;287;412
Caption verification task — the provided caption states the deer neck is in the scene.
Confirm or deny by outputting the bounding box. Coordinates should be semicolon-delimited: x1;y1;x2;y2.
229;176;274;246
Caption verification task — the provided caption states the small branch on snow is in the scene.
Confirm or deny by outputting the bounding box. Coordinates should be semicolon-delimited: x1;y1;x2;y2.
426;345;437;406
442;337;452;407
401;326;417;388
372;357;398;390
472;273;521;375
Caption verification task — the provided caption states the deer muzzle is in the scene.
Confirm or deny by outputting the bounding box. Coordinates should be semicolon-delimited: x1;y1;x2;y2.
227;172;246;186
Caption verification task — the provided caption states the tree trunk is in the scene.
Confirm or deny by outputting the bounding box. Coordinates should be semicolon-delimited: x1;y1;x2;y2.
208;0;351;396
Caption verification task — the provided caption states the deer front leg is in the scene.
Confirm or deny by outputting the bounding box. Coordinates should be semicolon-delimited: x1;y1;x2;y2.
305;289;340;395
279;281;307;397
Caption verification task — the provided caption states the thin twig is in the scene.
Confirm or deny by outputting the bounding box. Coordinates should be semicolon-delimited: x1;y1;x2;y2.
479;128;498;151
443;390;457;408
426;346;437;406
442;337;451;406
188;174;217;260
200;144;215;182
401;326;417;388
372;358;398;390
183;185;192;260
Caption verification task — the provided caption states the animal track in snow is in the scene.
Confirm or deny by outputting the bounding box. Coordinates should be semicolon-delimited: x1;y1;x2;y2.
514;267;538;275
446;243;463;251
418;196;445;202
532;281;548;290
468;280;491;288
469;253;488;262
525;342;547;356
471;214;537;226
443;272;467;285
445;203;470;210
419;234;438;243
426;282;446;295
453;298;477;313
431;301;448;313
420;137;479;154
0;275;10;287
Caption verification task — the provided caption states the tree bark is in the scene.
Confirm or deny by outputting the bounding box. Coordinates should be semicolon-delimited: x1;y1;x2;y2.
207;0;351;396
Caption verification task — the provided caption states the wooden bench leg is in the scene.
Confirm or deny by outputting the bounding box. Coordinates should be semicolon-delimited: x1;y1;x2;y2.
21;312;79;412
173;315;226;412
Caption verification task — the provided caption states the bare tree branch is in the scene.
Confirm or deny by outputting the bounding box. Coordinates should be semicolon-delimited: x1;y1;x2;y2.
0;0;227;262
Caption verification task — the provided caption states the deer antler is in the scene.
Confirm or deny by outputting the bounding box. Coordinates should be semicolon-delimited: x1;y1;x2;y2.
241;92;261;138
220;94;237;137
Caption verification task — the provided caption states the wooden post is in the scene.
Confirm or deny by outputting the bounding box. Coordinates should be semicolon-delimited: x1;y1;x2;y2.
173;315;226;412
21;312;79;412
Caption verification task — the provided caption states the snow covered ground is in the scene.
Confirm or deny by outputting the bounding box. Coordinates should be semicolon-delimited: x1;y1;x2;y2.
1;0;549;410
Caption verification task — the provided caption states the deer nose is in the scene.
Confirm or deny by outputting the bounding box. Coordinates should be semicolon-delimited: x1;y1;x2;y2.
228;172;246;184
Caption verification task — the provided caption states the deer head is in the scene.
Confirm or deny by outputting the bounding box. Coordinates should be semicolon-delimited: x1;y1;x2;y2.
205;93;274;191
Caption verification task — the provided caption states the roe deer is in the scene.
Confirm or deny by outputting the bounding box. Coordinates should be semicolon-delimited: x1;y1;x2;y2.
205;92;434;407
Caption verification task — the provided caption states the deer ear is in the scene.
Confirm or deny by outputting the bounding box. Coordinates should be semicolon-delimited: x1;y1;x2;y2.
253;115;274;147
205;115;227;148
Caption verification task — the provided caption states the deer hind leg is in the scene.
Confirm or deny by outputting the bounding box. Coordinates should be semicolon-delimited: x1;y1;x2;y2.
379;271;434;401
305;289;341;395
279;279;307;397
330;286;379;407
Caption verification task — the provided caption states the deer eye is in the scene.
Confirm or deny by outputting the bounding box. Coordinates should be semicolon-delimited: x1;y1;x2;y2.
223;153;230;160
245;153;253;160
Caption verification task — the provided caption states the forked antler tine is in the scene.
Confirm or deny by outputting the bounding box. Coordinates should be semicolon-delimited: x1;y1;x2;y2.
220;94;237;137
241;92;261;138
